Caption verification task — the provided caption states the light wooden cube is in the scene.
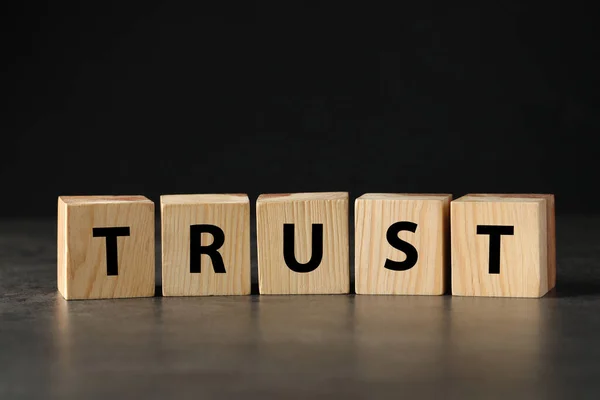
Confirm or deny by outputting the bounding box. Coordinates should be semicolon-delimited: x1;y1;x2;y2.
451;194;556;298
57;196;155;300
355;193;452;295
161;194;250;296
257;192;350;294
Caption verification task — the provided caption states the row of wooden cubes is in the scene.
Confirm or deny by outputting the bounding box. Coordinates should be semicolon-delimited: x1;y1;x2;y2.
57;192;555;300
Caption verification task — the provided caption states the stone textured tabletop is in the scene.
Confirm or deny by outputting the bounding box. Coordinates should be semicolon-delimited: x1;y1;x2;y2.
1;216;599;399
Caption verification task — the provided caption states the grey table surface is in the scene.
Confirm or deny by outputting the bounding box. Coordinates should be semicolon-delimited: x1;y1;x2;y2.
1;216;599;399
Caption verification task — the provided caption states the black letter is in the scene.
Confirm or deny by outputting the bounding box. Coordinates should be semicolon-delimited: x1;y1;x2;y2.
93;227;130;276
190;225;226;273
283;224;323;273
384;221;419;271
476;225;514;274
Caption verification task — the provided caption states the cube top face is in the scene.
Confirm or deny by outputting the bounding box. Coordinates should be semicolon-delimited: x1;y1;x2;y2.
161;194;250;296
57;196;155;300
451;194;555;298
355;193;452;295
161;194;249;205
59;195;152;205
454;193;554;203
257;192;348;203
257;192;350;294
357;193;453;201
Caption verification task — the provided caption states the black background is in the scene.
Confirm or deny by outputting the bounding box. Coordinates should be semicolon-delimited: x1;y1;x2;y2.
2;1;596;217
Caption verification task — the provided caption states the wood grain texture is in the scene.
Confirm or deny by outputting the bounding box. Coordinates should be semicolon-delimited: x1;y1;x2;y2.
355;193;451;295
257;192;349;294
57;196;155;300
161;194;250;296
451;194;556;298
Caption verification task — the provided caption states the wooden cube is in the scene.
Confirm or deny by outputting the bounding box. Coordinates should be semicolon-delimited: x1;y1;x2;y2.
451;194;556;298
161;194;250;296
257;192;350;294
355;193;452;295
57;196;155;300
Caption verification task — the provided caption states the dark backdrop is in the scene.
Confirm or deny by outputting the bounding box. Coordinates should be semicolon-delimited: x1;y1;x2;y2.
2;1;596;217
